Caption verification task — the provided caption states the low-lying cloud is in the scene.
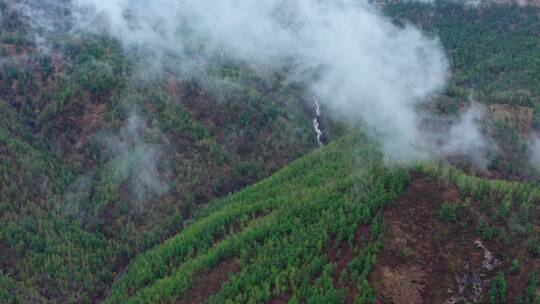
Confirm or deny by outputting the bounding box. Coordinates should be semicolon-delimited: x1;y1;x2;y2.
439;103;493;169
104;114;168;204
70;0;451;162
13;0;496;166
529;136;540;170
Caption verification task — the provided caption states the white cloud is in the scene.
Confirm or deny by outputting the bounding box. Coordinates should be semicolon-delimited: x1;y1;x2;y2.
440;103;492;168
68;0;449;162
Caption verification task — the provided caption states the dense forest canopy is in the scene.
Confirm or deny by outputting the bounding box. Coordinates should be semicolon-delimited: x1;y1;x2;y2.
0;0;539;303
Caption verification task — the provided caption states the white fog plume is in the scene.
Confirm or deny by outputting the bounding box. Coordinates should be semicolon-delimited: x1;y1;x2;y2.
13;0;492;164
529;136;540;169
104;114;168;203
69;0;449;162
10;0;71;52
439;103;492;169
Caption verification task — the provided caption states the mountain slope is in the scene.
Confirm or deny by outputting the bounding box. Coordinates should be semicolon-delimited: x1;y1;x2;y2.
107;133;410;303
1;1;540;303
385;1;540;177
108;133;539;304
0;2;322;301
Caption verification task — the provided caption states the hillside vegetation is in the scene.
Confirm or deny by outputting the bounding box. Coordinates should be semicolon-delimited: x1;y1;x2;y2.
385;1;540;176
106;133;410;303
0;1;320;301
105;133;539;303
1;0;540;303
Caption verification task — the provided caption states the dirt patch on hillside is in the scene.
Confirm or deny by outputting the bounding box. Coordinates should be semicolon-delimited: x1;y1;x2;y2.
488;103;534;134
177;258;241;304
267;294;292;304
325;225;371;303
266;224;371;304
371;177;499;304
69;101;107;161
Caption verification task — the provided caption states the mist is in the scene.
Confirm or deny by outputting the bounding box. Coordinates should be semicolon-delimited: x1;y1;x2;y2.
103;113;168;204
529;136;540;170
69;0;452;162
439;103;493;169
12;0;496;166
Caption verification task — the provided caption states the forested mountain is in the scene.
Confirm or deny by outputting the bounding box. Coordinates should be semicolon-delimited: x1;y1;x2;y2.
0;1;324;301
0;0;539;303
106;133;539;304
384;1;540;177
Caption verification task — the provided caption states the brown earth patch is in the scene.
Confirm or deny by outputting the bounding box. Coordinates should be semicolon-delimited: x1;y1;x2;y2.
66;99;107;164
488;103;534;134
266;224;371;304
324;224;370;303
0;241;16;272
174;215;272;304
267;293;292;304
371;176;497;304
177;258;241;304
